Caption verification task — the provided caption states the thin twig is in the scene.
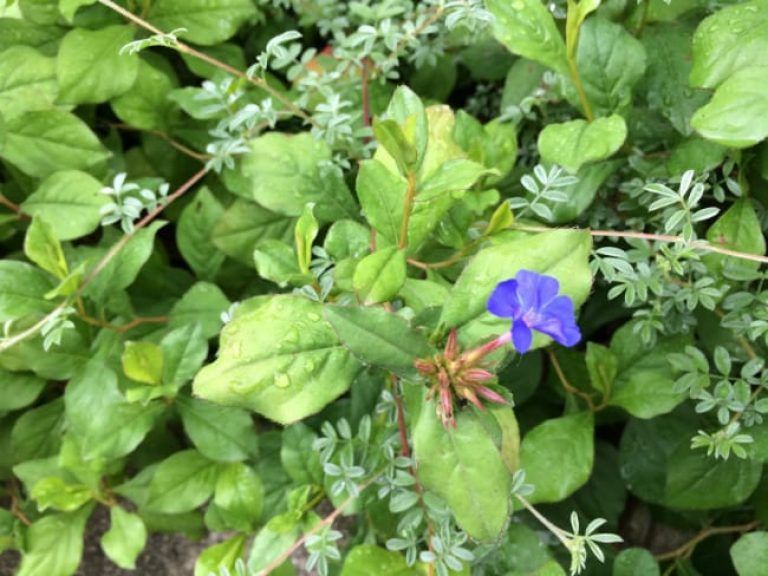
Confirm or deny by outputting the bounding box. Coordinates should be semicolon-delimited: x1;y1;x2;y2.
0;168;208;353
547;349;598;411
512;224;768;265
79;313;169;333
655;521;759;562
97;0;316;126
257;474;381;576
110;123;211;161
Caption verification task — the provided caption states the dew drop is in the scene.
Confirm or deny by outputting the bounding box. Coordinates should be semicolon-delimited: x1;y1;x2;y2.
274;373;291;388
307;312;321;321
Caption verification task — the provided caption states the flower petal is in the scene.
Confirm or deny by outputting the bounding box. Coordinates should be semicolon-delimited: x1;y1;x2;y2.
487;279;520;318
515;269;560;310
533;295;581;347
511;321;533;353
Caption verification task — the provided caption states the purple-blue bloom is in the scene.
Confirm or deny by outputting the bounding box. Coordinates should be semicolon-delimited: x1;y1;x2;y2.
487;269;581;354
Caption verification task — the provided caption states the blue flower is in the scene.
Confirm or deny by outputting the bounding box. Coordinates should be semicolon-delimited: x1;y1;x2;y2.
487;270;581;354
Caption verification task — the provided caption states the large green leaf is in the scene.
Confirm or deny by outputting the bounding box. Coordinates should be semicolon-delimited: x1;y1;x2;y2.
177;396;259;463
212;198;295;265
538;115;627;174
0;109;110;178
0;260;56;321
177;187;225;280
100;507;147;570
148;0;258;46
704;198;766;277
565;17;646;116
0;45;57;120
193;295;364;424
0;18;64;54
441;229;592;347
145;449;218;513
56;25;139;104
613;548;660;576
0;370;46;411
486;0;568;75
194;535;248;576
64;361;164;460
356;158;406;245
111;54;179;131
730;532;768;576
169;281;231;339
689;0;768;89
643;23;709;136
413;407;511;542
341;545;418;576
16;507;91;576
323;304;433;377
238;132;358;223
608;323;690;418
352;247;407;305
691;67;768;148
620;409;762;509
11;398;65;462
22;170;107;241
519;411;594;504
213;462;264;531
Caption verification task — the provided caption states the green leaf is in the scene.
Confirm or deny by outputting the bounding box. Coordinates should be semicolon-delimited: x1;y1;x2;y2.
0;45;57;120
0;18;64;54
101;507;147;570
538;114;627;174
585;342;617;397
30;476;92;512
149;0;257;46
0;369;46;411
704;199;766;277
519;411;594;504
19;0;61;25
383;86;428;167
613;548;660;576
486;0;568;75
413;406;511;542
21;170;107;240
643;23;709;136
441;229;592;348
620;409;761;509
353;247;407;305
194;535;248;576
0;260;56;322
122;341;164;385
212;198;294;265
145;449;218;514
57;25;139;104
239;132;357;223
81;222;164;302
608;323;689;418
294;202;318;275
566;17;646;116
169;281;230;339
111;54;179;131
65;361;163;460
730;532;768;576
373;119;418;175
161;323;208;389
356;158;407;245
0;109;110;178
177;396;259;463
177;187;225;281
59;0;97;22
691;67;768;148
254;239;307;287
689;0;768;89
24;217;68;279
324;219;370;261
341;545;418;576
16;507;91;576
213;462;264;531
280;423;323;485
193;295;364;424
664;442;762;510
323;304;433;377
11;398;64;462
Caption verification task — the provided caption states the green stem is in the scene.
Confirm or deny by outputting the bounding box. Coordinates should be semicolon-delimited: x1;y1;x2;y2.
399;173;417;250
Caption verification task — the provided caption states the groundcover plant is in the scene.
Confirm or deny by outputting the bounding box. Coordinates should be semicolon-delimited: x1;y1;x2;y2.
1;0;768;574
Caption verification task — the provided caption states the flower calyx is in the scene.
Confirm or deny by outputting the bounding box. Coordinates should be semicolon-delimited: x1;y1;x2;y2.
415;328;508;429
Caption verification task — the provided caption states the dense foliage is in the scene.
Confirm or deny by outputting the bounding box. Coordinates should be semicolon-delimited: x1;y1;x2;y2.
1;0;768;574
